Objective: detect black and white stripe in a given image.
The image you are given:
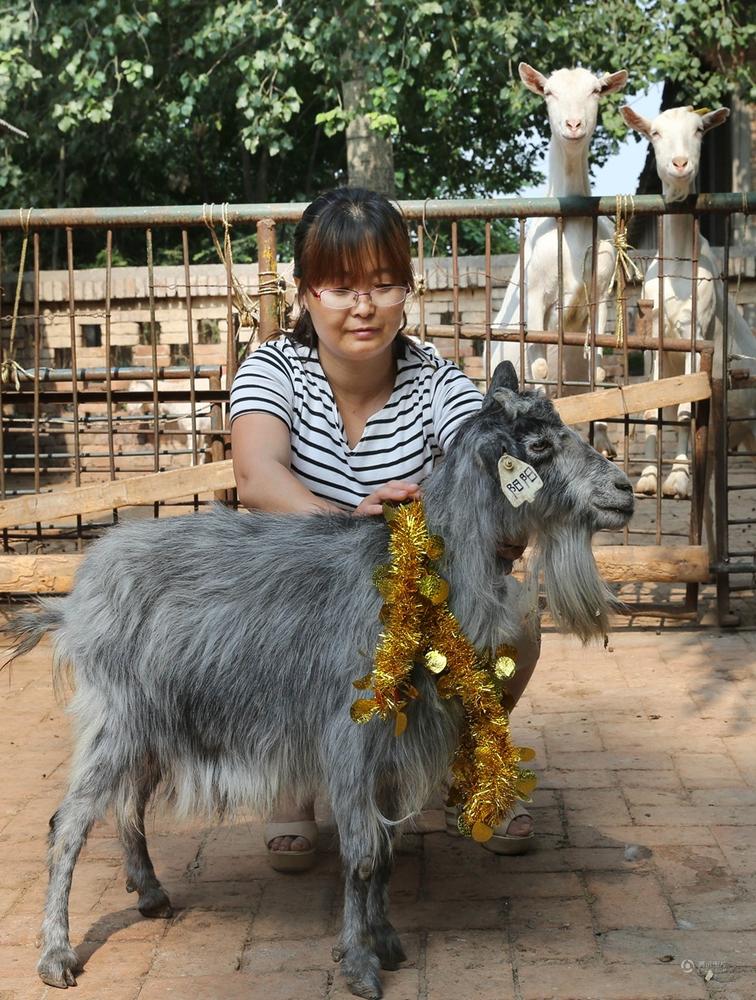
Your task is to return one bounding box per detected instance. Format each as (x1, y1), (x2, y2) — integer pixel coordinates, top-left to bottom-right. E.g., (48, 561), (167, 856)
(230, 336), (483, 509)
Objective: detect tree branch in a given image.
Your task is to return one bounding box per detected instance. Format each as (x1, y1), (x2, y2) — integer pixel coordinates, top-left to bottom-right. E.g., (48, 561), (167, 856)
(0, 117), (29, 139)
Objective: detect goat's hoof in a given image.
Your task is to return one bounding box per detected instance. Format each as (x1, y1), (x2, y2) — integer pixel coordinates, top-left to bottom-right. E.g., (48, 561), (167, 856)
(38, 947), (80, 988)
(138, 886), (173, 918)
(342, 951), (382, 999)
(635, 471), (657, 496)
(375, 923), (407, 971)
(662, 472), (690, 500)
(332, 944), (345, 963)
(346, 973), (383, 1000)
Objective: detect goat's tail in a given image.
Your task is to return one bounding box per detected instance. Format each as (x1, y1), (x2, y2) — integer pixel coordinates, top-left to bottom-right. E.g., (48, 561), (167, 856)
(1, 598), (65, 669)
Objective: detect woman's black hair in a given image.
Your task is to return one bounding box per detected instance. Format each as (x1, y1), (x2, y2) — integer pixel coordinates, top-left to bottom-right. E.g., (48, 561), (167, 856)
(288, 187), (415, 355)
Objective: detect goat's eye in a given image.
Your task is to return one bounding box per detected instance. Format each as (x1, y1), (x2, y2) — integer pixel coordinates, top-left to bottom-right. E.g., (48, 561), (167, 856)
(529, 439), (550, 453)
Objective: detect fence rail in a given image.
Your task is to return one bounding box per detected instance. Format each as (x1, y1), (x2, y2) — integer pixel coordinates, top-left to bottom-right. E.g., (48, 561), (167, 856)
(0, 195), (753, 625)
(0, 193), (754, 229)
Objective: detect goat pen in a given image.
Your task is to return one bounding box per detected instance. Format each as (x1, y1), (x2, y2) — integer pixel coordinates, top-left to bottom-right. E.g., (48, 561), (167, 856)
(0, 193), (753, 624)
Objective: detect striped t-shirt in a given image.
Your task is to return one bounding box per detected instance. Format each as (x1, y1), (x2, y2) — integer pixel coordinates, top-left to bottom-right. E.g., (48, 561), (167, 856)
(229, 336), (483, 510)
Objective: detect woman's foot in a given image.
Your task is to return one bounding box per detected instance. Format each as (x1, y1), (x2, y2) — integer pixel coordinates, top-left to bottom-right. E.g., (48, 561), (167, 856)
(445, 800), (534, 855)
(265, 801), (318, 872)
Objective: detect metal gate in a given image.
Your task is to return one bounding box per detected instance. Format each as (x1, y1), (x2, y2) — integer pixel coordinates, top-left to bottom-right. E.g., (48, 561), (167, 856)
(0, 195), (753, 624)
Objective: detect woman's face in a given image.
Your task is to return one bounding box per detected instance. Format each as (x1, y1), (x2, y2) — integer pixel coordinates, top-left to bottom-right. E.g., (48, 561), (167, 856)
(300, 260), (406, 366)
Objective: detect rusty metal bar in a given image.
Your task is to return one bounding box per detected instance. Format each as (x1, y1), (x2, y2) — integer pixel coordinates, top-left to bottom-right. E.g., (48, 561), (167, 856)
(0, 230), (6, 552)
(14, 364), (224, 383)
(416, 224), (426, 343)
(484, 220), (492, 385)
(589, 216), (598, 393)
(32, 232), (41, 511)
(403, 326), (713, 353)
(256, 218), (278, 347)
(2, 194), (753, 229)
(104, 230), (116, 492)
(518, 218), (525, 389)
(182, 228), (199, 470)
(715, 213), (734, 624)
(451, 222), (460, 365)
(556, 215), (564, 398)
(654, 214), (664, 545)
(145, 229), (160, 485)
(65, 228), (82, 488)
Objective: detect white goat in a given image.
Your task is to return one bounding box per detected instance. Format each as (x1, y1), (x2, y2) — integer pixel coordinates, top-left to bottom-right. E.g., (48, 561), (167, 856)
(620, 104), (756, 498)
(491, 63), (628, 458)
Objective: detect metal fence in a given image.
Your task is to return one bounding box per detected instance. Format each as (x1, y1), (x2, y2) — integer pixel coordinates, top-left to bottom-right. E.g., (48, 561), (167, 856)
(0, 194), (753, 624)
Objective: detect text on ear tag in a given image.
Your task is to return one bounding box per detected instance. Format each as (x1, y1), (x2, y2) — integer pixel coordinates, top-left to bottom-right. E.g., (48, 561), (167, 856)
(498, 454), (543, 507)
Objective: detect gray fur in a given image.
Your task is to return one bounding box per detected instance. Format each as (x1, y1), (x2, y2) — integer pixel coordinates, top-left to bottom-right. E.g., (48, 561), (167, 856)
(2, 361), (633, 998)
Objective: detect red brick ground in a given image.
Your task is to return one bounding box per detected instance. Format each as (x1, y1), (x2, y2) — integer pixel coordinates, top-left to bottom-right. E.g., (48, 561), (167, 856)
(1, 626), (754, 1000)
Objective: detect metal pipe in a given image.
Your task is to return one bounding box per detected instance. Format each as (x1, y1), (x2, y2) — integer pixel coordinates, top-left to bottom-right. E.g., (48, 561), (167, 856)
(12, 364), (224, 383)
(1, 194), (753, 228)
(402, 326), (713, 353)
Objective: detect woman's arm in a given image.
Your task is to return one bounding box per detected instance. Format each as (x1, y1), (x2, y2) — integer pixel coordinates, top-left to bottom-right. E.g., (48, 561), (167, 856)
(231, 412), (340, 513)
(232, 412), (421, 516)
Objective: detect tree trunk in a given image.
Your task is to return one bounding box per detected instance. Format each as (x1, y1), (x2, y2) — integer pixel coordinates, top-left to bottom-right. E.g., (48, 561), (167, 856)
(342, 77), (395, 196)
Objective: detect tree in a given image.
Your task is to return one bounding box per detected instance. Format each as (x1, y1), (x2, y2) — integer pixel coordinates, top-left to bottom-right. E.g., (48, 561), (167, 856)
(1, 1), (752, 214)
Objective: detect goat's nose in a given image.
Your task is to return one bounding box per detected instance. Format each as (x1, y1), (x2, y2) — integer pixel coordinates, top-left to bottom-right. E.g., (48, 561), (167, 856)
(566, 119), (583, 132)
(614, 477), (633, 495)
(672, 157), (689, 171)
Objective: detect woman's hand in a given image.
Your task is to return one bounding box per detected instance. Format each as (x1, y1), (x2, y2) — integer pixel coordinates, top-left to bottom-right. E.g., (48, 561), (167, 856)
(353, 480), (421, 517)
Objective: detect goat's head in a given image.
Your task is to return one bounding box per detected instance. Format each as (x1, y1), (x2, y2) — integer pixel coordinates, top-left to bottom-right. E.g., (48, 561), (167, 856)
(519, 63), (627, 150)
(444, 362), (634, 641)
(620, 104), (729, 201)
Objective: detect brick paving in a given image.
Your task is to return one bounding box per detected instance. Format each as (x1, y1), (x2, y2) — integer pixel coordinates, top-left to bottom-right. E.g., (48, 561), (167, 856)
(1, 625), (755, 1000)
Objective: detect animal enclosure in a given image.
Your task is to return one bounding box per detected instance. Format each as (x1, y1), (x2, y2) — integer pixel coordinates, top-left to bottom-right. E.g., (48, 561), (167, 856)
(0, 194), (753, 624)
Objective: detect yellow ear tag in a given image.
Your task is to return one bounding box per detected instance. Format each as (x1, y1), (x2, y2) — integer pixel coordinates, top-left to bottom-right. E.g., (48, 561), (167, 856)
(498, 454), (543, 507)
(471, 821), (493, 843)
(693, 107), (711, 116)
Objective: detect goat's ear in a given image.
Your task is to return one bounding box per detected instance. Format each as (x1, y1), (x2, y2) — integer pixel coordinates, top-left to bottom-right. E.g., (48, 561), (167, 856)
(700, 107), (729, 133)
(488, 361), (519, 395)
(519, 62), (548, 96)
(620, 105), (652, 137)
(482, 362), (524, 419)
(599, 70), (628, 95)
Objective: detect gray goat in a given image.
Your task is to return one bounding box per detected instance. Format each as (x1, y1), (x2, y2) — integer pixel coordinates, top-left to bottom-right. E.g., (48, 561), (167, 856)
(3, 362), (633, 999)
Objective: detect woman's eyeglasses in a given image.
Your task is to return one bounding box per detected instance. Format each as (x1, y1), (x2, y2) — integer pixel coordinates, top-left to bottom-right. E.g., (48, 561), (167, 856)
(310, 285), (409, 310)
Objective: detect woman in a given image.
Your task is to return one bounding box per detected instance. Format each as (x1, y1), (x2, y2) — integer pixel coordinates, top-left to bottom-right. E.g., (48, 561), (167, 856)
(230, 187), (536, 871)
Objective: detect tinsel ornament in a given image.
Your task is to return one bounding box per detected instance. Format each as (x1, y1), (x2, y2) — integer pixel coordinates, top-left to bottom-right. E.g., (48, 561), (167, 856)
(350, 499), (537, 840)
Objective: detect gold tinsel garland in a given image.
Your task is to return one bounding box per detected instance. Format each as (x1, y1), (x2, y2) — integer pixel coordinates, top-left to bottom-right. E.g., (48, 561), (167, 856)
(350, 499), (537, 842)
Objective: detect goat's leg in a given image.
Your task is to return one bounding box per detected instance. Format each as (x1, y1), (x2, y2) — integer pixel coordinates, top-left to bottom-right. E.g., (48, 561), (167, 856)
(662, 346), (695, 498)
(662, 408), (692, 498)
(331, 790), (392, 999)
(38, 737), (125, 988)
(117, 768), (173, 918)
(590, 302), (616, 457)
(365, 845), (405, 972)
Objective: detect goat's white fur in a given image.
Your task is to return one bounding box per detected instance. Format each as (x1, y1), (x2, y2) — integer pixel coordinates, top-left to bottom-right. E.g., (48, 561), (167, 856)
(620, 104), (755, 502)
(491, 63), (628, 458)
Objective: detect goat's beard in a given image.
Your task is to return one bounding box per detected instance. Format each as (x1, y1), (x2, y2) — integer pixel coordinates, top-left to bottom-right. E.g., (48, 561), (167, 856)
(529, 523), (617, 643)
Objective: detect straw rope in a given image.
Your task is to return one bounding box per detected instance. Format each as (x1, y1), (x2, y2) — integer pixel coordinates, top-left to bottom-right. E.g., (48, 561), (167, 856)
(202, 202), (286, 353)
(608, 194), (642, 347)
(1, 208), (33, 390)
